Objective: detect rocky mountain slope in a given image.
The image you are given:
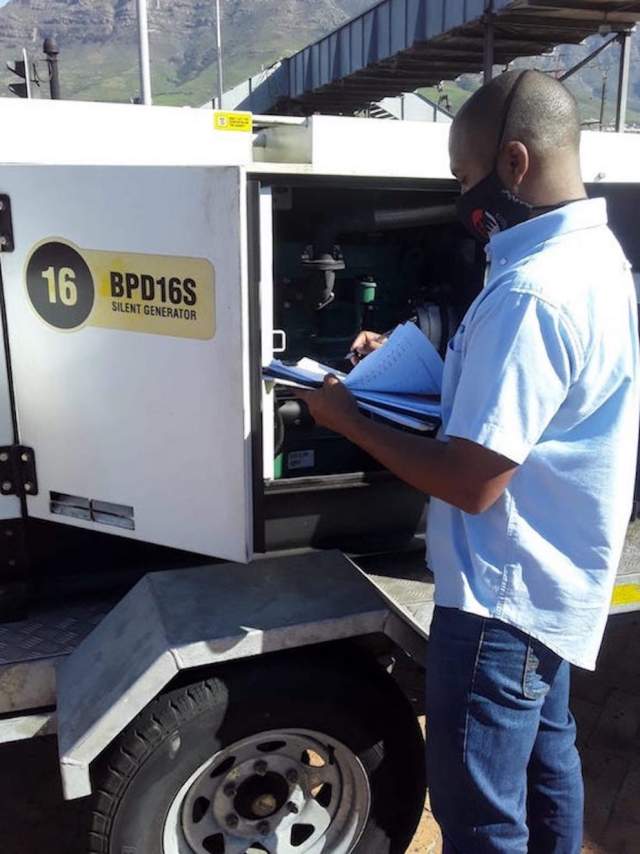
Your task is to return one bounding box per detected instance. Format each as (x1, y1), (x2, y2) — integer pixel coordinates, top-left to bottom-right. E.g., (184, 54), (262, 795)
(0, 0), (638, 118)
(0, 0), (372, 105)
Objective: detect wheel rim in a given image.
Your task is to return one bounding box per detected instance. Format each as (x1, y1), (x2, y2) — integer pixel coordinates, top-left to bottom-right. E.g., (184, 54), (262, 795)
(163, 728), (371, 854)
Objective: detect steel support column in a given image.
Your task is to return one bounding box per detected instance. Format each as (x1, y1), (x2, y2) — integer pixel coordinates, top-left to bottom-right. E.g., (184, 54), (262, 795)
(616, 29), (633, 132)
(135, 0), (152, 105)
(215, 0), (224, 109)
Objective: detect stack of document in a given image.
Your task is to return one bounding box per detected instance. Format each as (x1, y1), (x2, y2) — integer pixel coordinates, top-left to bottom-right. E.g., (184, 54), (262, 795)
(264, 322), (443, 432)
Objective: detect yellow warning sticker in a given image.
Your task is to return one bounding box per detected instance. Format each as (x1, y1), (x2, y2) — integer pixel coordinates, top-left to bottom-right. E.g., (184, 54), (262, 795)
(25, 239), (215, 340)
(611, 583), (640, 608)
(213, 110), (253, 133)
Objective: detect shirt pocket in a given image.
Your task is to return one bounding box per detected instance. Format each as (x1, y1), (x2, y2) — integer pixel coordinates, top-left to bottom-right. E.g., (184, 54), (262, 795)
(441, 325), (466, 424)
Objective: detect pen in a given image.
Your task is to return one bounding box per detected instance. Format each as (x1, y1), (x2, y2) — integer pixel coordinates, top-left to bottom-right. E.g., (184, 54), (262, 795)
(344, 322), (407, 362)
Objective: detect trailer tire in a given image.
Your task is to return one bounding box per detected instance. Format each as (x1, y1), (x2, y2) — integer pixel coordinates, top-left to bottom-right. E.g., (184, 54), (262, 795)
(88, 647), (426, 854)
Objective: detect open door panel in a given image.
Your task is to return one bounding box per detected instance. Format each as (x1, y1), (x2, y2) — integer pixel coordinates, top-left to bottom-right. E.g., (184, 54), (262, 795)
(0, 165), (254, 562)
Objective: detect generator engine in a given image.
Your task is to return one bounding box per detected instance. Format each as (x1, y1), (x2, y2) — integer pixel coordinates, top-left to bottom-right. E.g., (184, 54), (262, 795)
(270, 185), (483, 479)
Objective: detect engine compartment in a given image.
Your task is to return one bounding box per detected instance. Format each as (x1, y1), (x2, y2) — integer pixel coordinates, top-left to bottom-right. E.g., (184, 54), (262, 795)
(268, 183), (484, 480)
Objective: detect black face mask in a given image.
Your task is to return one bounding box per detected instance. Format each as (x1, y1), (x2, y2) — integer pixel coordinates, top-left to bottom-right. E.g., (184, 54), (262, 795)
(456, 72), (533, 244)
(456, 169), (533, 244)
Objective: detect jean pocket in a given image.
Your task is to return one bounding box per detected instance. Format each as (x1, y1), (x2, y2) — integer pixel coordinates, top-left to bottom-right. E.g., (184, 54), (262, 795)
(522, 639), (553, 701)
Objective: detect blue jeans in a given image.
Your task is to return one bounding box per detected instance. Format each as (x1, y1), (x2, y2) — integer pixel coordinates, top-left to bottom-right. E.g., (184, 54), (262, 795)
(426, 606), (584, 854)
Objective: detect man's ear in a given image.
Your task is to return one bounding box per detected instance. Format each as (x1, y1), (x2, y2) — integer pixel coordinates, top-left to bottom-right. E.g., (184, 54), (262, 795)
(501, 140), (529, 191)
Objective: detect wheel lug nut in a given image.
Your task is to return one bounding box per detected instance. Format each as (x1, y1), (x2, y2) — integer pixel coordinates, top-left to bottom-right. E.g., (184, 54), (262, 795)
(225, 813), (239, 829)
(253, 760), (268, 776)
(258, 820), (270, 836)
(286, 801), (299, 814)
(223, 783), (237, 797)
(286, 768), (299, 784)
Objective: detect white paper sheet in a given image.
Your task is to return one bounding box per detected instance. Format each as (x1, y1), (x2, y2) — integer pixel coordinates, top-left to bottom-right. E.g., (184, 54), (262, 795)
(343, 322), (443, 395)
(264, 354), (441, 428)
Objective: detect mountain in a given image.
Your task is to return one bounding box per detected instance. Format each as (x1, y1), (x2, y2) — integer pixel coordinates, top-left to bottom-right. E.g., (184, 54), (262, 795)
(0, 0), (375, 105)
(0, 0), (638, 121)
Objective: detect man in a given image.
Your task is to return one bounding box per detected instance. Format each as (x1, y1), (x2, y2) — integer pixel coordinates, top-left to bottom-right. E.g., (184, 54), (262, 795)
(298, 70), (640, 852)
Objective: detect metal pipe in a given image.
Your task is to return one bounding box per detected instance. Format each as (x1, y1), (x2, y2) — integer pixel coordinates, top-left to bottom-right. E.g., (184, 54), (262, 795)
(559, 34), (618, 83)
(599, 71), (608, 132)
(42, 38), (60, 100)
(616, 30), (632, 133)
(215, 0), (224, 108)
(314, 204), (458, 254)
(252, 115), (308, 126)
(21, 48), (32, 100)
(136, 0), (152, 105)
(369, 205), (458, 230)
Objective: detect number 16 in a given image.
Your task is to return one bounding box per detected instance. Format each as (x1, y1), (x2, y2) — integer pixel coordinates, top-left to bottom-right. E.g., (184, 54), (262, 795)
(42, 266), (78, 306)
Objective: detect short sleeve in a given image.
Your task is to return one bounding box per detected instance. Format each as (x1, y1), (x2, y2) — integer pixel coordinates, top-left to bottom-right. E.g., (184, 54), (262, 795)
(445, 290), (577, 464)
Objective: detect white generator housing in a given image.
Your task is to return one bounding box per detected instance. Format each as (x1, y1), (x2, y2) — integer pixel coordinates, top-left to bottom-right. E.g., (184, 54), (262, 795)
(0, 99), (639, 566)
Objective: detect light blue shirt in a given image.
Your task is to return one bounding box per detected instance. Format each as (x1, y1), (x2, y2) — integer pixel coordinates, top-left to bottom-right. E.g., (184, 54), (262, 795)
(427, 198), (640, 670)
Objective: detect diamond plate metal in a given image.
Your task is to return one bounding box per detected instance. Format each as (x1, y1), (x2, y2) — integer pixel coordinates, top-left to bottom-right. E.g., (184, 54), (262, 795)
(0, 600), (114, 666)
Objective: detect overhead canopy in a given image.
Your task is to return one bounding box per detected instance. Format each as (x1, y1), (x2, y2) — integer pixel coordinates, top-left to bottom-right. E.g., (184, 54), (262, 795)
(269, 0), (640, 114)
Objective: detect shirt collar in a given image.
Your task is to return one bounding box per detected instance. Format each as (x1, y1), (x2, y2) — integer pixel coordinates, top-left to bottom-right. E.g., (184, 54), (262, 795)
(486, 198), (608, 267)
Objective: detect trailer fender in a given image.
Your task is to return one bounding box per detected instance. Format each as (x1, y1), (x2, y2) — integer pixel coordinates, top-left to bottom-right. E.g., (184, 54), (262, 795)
(56, 550), (427, 799)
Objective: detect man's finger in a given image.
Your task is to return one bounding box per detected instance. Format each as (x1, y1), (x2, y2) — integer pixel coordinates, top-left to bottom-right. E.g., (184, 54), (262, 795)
(324, 374), (340, 387)
(350, 332), (367, 353)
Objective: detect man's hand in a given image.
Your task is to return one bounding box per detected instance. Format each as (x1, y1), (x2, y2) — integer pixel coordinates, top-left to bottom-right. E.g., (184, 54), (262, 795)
(298, 377), (516, 513)
(349, 330), (388, 365)
(298, 375), (363, 436)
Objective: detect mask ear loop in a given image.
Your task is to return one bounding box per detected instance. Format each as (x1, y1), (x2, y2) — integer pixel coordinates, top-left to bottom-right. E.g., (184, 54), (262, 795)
(493, 70), (529, 170)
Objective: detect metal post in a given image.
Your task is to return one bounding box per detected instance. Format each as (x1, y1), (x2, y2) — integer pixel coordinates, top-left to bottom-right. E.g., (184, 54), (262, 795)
(215, 0), (224, 109)
(559, 34), (618, 83)
(42, 38), (59, 100)
(599, 71), (608, 132)
(615, 30), (632, 133)
(136, 0), (152, 105)
(483, 3), (495, 84)
(22, 48), (33, 100)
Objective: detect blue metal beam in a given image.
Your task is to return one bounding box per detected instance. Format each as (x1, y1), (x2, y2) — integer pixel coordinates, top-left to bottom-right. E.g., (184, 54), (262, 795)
(288, 0), (510, 101)
(232, 1), (640, 115)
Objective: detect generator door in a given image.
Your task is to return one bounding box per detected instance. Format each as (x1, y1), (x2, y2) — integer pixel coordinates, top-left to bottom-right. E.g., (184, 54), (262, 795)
(0, 165), (255, 562)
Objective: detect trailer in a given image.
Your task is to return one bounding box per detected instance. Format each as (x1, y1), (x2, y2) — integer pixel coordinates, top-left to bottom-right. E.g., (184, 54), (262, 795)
(0, 98), (639, 854)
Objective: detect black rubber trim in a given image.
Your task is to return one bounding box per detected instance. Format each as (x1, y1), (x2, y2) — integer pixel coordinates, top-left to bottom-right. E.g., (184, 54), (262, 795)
(247, 179), (266, 553)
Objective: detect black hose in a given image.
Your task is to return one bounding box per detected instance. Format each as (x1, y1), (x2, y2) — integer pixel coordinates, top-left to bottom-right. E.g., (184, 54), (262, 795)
(315, 204), (457, 253)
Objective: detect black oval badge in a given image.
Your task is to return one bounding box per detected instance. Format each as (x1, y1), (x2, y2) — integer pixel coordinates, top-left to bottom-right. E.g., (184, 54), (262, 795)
(26, 241), (95, 330)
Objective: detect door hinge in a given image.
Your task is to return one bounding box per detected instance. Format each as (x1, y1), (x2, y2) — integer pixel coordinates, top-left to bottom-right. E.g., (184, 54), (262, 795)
(0, 195), (14, 253)
(0, 446), (38, 498)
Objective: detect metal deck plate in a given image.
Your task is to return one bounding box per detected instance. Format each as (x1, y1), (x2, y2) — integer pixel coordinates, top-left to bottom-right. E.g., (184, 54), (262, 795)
(354, 548), (435, 638)
(0, 600), (113, 666)
(0, 599), (115, 716)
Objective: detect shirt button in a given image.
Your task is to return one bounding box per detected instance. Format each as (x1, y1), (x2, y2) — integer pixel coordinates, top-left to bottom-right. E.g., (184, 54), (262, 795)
(500, 257), (507, 266)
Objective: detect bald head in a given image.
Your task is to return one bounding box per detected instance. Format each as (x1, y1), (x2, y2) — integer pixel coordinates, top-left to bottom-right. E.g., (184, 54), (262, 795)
(450, 70), (584, 205)
(454, 70), (580, 166)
